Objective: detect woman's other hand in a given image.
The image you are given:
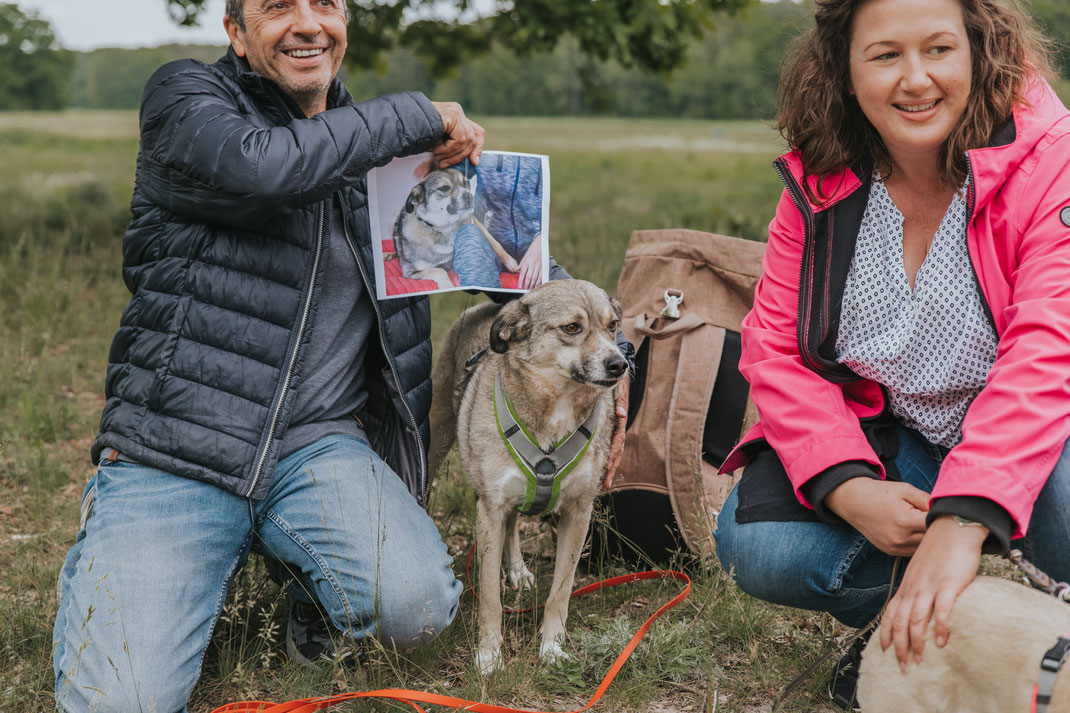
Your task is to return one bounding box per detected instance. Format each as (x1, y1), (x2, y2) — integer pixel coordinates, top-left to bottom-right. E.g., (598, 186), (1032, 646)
(825, 477), (929, 556)
(878, 516), (985, 672)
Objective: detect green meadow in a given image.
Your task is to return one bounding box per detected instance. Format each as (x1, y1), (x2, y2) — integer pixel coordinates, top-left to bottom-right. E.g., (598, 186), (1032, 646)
(0, 110), (856, 713)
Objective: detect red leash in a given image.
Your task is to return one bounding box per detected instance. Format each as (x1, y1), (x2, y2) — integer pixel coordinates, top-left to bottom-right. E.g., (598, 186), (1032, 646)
(211, 548), (690, 713)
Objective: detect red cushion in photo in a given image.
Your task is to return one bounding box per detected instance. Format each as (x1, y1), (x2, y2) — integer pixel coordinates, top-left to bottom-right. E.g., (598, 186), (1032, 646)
(380, 240), (518, 294)
(381, 240), (461, 294)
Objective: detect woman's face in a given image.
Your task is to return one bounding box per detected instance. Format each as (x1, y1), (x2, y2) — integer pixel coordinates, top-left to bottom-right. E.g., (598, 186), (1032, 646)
(848, 0), (972, 170)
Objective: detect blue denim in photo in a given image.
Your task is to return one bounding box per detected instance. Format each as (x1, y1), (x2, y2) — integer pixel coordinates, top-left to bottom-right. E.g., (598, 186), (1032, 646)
(53, 435), (461, 713)
(713, 426), (1070, 628)
(452, 155), (543, 289)
(453, 222), (503, 288)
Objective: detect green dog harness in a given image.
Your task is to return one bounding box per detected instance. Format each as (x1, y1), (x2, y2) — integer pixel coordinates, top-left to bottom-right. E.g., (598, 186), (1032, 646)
(494, 370), (600, 515)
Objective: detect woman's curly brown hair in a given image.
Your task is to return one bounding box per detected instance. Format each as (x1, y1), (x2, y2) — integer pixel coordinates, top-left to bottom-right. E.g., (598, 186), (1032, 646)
(778, 0), (1053, 203)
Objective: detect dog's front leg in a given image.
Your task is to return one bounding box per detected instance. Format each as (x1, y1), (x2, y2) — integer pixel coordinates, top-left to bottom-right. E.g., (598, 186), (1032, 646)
(538, 500), (594, 663)
(505, 511), (535, 591)
(410, 267), (455, 291)
(475, 497), (507, 675)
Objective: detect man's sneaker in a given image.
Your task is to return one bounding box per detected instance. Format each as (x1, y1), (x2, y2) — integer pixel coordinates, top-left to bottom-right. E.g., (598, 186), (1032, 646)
(285, 599), (360, 667)
(828, 628), (871, 711)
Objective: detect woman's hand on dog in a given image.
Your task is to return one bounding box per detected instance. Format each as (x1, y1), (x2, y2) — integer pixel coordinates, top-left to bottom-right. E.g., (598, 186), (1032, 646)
(825, 478), (929, 556)
(431, 101), (484, 168)
(602, 378), (630, 491)
(879, 516), (986, 673)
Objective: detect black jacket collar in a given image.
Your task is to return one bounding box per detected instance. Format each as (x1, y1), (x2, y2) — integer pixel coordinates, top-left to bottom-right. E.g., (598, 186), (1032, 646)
(215, 46), (355, 119)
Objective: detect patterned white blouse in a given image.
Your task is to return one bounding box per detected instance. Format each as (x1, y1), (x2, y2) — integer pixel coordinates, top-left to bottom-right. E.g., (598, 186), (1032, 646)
(835, 175), (999, 448)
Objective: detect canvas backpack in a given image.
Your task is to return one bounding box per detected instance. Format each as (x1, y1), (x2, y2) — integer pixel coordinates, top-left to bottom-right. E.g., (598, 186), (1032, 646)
(595, 229), (766, 565)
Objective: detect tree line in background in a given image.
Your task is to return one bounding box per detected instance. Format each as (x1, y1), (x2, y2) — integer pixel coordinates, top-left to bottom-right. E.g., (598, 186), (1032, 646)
(2, 0), (1069, 118)
(0, 3), (72, 110)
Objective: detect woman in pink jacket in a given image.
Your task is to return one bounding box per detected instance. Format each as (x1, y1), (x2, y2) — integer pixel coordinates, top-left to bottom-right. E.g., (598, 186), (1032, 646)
(713, 0), (1070, 707)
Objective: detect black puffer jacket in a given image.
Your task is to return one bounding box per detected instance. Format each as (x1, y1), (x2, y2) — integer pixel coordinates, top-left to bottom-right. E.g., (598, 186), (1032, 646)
(92, 49), (445, 503)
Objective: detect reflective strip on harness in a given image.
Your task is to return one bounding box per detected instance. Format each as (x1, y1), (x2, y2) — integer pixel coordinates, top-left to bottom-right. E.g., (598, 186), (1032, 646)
(494, 370), (599, 515)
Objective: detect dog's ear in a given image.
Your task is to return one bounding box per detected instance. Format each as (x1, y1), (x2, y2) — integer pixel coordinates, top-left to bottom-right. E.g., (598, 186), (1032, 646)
(404, 183), (426, 214)
(609, 294), (624, 322)
(489, 300), (531, 353)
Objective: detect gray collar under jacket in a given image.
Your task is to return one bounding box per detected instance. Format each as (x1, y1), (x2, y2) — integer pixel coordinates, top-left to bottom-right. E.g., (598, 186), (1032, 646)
(91, 48), (445, 504)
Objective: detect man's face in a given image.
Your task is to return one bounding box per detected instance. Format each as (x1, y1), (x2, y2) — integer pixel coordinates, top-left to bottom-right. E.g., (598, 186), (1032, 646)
(224, 0), (348, 116)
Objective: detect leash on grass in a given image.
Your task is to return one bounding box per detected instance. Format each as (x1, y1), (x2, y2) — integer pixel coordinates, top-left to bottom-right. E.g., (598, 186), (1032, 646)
(211, 545), (690, 713)
(769, 556), (903, 713)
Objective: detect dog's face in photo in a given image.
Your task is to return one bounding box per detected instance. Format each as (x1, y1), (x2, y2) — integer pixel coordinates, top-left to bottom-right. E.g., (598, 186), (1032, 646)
(490, 280), (627, 387)
(403, 168), (474, 229)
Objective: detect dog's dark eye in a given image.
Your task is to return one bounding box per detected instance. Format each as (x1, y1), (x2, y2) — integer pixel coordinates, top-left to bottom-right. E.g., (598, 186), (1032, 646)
(561, 323), (582, 335)
(607, 319), (619, 332)
(437, 187), (450, 194)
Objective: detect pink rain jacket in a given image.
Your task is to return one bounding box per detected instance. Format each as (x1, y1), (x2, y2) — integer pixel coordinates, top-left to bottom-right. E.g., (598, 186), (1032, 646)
(723, 77), (1070, 538)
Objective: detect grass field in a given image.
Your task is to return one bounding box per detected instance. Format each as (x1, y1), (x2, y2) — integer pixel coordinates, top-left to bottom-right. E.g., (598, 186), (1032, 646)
(1, 110), (857, 713)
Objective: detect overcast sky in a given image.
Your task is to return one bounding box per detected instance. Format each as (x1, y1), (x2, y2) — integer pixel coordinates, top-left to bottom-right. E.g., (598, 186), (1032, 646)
(19, 0), (231, 50)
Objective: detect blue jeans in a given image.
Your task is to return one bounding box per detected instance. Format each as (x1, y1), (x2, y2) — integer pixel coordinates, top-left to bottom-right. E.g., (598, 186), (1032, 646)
(453, 223), (505, 289)
(53, 435), (461, 713)
(713, 427), (1070, 628)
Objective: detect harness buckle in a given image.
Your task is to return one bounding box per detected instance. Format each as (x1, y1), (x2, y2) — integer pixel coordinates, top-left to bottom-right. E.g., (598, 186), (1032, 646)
(534, 458), (556, 476)
(1042, 639), (1070, 671)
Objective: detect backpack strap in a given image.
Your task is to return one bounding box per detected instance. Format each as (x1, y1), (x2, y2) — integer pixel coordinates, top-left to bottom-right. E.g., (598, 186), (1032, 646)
(663, 323), (724, 560)
(632, 312), (704, 338)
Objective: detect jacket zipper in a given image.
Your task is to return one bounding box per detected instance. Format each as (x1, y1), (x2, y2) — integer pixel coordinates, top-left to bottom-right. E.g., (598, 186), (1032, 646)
(247, 203), (326, 497)
(962, 156), (999, 334)
(773, 158), (831, 378)
(338, 193), (428, 506)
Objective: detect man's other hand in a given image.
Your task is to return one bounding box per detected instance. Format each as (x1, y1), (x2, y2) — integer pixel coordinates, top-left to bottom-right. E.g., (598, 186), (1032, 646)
(431, 102), (484, 168)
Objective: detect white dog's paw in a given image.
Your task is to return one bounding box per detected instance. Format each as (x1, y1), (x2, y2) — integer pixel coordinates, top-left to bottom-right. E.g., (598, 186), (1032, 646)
(508, 563), (535, 591)
(539, 639), (571, 664)
(475, 647), (504, 676)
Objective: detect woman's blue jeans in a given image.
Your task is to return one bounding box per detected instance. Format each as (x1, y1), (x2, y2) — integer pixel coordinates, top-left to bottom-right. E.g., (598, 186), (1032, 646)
(52, 435), (461, 713)
(713, 426), (1070, 628)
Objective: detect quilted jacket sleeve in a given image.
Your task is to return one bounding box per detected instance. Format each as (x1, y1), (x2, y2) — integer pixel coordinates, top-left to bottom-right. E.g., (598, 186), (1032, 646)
(135, 60), (444, 228)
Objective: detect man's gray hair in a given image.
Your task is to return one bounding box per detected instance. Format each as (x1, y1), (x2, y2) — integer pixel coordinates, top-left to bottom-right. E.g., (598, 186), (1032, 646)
(225, 0), (247, 29)
(226, 0), (349, 30)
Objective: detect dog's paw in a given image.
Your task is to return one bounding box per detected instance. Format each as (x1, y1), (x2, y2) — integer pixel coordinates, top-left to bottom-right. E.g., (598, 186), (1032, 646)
(474, 647), (504, 676)
(508, 563), (535, 591)
(539, 639), (571, 665)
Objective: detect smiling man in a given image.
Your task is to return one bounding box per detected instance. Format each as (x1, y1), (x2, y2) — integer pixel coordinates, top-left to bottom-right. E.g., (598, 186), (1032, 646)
(51, 1), (486, 711)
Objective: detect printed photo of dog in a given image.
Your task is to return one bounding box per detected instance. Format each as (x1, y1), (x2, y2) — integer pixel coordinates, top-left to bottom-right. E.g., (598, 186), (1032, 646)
(392, 167), (475, 290)
(367, 152), (550, 300)
(428, 280), (629, 674)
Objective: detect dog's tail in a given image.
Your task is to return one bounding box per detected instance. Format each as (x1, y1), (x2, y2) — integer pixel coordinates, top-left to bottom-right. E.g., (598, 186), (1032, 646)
(428, 323), (461, 484)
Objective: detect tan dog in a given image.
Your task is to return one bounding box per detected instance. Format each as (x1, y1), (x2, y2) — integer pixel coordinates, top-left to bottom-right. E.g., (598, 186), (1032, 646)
(429, 280), (628, 674)
(859, 576), (1070, 712)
